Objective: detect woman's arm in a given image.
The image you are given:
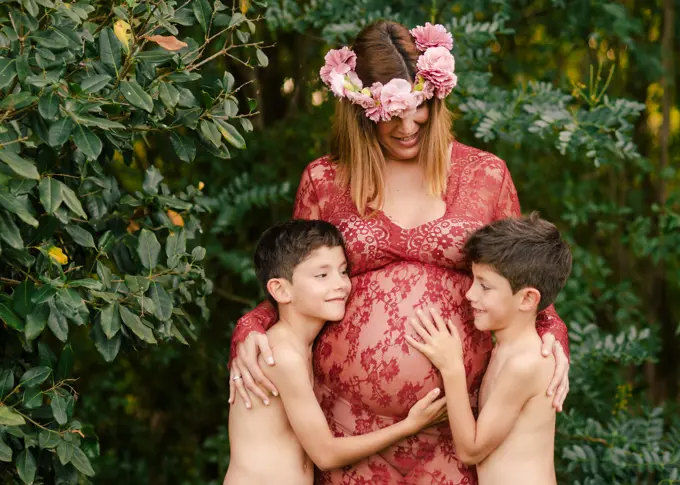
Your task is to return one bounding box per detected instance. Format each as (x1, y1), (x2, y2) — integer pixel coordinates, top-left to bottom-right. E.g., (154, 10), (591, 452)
(229, 164), (323, 407)
(493, 164), (570, 409)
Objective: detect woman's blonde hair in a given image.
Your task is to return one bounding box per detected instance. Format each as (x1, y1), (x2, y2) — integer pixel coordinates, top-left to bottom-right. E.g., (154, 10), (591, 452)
(329, 20), (454, 216)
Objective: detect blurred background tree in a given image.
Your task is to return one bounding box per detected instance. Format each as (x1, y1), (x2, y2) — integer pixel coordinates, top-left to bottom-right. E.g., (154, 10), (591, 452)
(1, 0), (679, 484)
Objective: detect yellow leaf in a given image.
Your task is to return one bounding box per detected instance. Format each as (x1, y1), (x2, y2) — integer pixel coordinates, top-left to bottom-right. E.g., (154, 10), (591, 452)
(114, 20), (133, 54)
(167, 210), (184, 227)
(48, 246), (68, 265)
(240, 0), (250, 14)
(198, 181), (205, 191)
(127, 220), (141, 234)
(146, 35), (188, 51)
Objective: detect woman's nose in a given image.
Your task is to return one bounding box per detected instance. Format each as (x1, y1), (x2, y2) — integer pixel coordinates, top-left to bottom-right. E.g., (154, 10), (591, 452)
(399, 116), (417, 134)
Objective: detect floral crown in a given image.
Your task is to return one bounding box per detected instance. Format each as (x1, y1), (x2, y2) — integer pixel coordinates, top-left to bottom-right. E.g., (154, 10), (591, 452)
(319, 23), (457, 123)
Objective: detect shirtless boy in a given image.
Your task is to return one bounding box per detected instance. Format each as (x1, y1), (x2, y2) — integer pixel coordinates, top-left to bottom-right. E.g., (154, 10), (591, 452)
(224, 220), (447, 485)
(406, 213), (572, 485)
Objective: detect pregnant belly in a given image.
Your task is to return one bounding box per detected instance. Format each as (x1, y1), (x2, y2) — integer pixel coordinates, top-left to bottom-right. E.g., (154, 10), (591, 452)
(313, 261), (491, 420)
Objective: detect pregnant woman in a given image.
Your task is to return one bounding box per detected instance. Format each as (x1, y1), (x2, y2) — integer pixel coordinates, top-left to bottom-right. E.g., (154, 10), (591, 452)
(229, 20), (570, 485)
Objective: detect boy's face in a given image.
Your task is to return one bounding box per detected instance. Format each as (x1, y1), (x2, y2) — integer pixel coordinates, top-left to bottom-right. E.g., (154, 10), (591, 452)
(465, 263), (525, 331)
(287, 245), (351, 322)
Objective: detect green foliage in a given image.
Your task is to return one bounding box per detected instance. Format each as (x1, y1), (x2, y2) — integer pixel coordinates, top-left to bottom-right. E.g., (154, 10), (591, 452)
(0, 0), (262, 482)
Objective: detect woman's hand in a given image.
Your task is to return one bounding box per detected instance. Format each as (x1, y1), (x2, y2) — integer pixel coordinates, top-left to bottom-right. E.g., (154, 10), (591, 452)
(405, 388), (448, 434)
(540, 332), (570, 411)
(229, 331), (279, 409)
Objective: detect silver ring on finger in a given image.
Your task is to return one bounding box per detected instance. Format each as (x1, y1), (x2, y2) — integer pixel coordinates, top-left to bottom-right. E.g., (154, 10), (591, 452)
(232, 375), (243, 381)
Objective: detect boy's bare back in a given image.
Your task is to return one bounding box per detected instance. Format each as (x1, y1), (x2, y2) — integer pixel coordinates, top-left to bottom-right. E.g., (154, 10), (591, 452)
(476, 344), (556, 485)
(224, 324), (314, 485)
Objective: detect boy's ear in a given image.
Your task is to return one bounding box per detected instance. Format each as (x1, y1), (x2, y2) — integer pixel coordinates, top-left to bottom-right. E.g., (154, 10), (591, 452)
(518, 287), (541, 312)
(266, 278), (292, 304)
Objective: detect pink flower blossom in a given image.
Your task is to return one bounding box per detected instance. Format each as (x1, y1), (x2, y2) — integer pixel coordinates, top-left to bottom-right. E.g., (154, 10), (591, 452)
(365, 83), (390, 121)
(345, 89), (375, 109)
(416, 47), (457, 98)
(328, 71), (347, 97)
(319, 47), (357, 85)
(379, 78), (419, 118)
(410, 23), (453, 52)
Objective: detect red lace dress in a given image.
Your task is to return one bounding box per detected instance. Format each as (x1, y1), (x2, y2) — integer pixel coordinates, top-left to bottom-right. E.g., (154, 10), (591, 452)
(230, 141), (569, 485)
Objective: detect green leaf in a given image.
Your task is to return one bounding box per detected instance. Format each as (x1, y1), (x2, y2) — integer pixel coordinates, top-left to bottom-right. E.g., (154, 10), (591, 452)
(192, 0), (212, 33)
(0, 302), (24, 331)
(0, 92), (38, 110)
(256, 49), (269, 67)
(98, 230), (115, 252)
(48, 117), (75, 148)
(75, 115), (125, 130)
(148, 282), (173, 321)
(214, 119), (246, 149)
(56, 344), (74, 380)
(119, 305), (157, 343)
(96, 261), (112, 288)
(0, 58), (17, 88)
(16, 448), (36, 485)
(0, 189), (38, 227)
(64, 225), (96, 249)
(25, 304), (49, 341)
(50, 391), (68, 425)
(0, 150), (40, 180)
(38, 429), (60, 449)
(159, 82), (179, 109)
(137, 229), (161, 269)
(73, 125), (102, 160)
(68, 279), (103, 290)
(38, 91), (60, 120)
(165, 230), (186, 268)
(32, 285), (57, 304)
(20, 366), (51, 388)
(13, 280), (35, 318)
(57, 441), (74, 465)
(47, 302), (68, 342)
(39, 177), (64, 213)
(170, 133), (196, 163)
(59, 183), (87, 219)
(0, 435), (12, 462)
(23, 386), (43, 409)
(93, 318), (121, 362)
(142, 166), (163, 195)
(70, 445), (95, 476)
(100, 304), (121, 338)
(81, 73), (112, 94)
(120, 80), (154, 113)
(0, 368), (14, 396)
(0, 406), (26, 426)
(191, 246), (206, 261)
(0, 211), (24, 249)
(99, 27), (121, 75)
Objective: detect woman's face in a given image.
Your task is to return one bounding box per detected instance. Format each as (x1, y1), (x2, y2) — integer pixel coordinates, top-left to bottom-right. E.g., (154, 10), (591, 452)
(376, 103), (430, 162)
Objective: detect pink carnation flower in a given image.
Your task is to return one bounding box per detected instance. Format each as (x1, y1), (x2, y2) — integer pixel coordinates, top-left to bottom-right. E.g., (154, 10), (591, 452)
(328, 71), (347, 97)
(345, 89), (375, 110)
(379, 78), (419, 118)
(410, 23), (453, 52)
(365, 83), (390, 122)
(416, 47), (457, 98)
(319, 47), (357, 85)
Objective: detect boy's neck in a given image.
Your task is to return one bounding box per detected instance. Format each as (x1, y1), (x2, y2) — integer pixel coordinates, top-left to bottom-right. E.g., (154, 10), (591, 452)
(493, 312), (539, 347)
(276, 304), (326, 349)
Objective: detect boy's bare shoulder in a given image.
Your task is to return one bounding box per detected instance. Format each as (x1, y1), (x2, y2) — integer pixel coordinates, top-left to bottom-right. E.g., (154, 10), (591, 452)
(259, 325), (307, 373)
(502, 347), (554, 394)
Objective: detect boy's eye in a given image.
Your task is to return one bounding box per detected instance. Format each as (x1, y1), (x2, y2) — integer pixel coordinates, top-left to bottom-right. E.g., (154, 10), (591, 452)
(316, 273), (327, 278)
(481, 284), (490, 291)
(341, 269), (348, 275)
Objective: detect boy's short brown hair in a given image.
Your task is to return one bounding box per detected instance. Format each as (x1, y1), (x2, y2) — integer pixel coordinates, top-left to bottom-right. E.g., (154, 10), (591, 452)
(254, 220), (346, 307)
(463, 213), (572, 312)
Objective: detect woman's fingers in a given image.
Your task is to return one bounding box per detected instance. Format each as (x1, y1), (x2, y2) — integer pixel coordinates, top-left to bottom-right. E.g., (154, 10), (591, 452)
(240, 365), (270, 405)
(547, 341), (568, 398)
(541, 332), (556, 357)
(229, 364), (236, 404)
(231, 360), (252, 409)
(256, 333), (276, 366)
(409, 317), (432, 343)
(254, 334), (278, 396)
(446, 319), (461, 340)
(240, 334), (277, 401)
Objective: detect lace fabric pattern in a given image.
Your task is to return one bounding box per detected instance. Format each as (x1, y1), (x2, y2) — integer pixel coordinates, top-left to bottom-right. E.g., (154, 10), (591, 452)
(230, 141), (569, 484)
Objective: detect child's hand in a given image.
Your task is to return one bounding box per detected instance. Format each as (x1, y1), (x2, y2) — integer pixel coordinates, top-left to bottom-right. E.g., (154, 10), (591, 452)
(405, 387), (447, 434)
(405, 308), (465, 374)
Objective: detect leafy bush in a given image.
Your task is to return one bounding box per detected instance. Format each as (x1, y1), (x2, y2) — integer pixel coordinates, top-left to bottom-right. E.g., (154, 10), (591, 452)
(0, 0), (264, 482)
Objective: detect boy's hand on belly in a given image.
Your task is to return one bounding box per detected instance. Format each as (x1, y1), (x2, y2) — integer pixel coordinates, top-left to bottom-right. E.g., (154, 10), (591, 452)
(404, 387), (448, 434)
(405, 308), (465, 376)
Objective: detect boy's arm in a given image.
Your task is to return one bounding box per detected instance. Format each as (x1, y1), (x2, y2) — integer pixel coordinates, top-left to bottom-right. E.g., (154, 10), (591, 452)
(266, 347), (442, 471)
(441, 357), (539, 466)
